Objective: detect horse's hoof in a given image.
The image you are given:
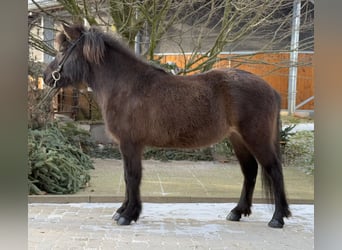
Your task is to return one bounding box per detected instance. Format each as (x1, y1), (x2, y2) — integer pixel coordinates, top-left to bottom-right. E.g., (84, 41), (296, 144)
(112, 212), (120, 221)
(117, 216), (132, 226)
(226, 211), (241, 221)
(268, 218), (284, 228)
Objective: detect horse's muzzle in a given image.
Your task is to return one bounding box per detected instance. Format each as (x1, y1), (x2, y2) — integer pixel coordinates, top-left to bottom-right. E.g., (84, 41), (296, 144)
(42, 71), (55, 88)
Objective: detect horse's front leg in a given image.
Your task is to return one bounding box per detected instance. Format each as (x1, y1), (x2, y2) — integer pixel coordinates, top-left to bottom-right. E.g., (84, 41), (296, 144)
(112, 171), (128, 221)
(114, 141), (143, 225)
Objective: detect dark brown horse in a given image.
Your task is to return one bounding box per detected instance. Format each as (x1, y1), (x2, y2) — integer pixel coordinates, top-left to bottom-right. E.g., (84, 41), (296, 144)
(43, 24), (291, 228)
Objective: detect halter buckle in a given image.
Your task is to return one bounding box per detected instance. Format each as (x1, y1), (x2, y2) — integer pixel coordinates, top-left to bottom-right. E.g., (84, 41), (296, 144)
(51, 70), (61, 81)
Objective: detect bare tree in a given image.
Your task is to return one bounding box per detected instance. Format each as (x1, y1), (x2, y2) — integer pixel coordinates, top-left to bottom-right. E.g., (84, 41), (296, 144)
(28, 0), (314, 73)
(162, 0), (314, 73)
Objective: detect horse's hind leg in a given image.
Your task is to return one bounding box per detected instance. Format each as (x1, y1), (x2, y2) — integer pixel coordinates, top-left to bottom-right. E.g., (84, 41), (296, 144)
(258, 151), (291, 228)
(243, 136), (291, 228)
(114, 141), (143, 225)
(226, 134), (258, 222)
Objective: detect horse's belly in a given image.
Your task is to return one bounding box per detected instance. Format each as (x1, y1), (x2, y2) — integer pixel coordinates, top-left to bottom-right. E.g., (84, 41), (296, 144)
(148, 125), (228, 149)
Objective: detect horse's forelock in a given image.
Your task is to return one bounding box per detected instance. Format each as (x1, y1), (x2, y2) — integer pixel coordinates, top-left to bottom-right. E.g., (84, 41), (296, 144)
(82, 29), (105, 65)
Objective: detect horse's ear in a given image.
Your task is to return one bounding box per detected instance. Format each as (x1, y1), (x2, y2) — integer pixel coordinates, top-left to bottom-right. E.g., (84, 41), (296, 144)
(62, 23), (81, 41)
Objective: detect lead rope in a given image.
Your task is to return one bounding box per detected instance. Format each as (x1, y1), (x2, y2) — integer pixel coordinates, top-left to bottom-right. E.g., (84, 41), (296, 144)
(34, 48), (65, 110)
(34, 72), (61, 111)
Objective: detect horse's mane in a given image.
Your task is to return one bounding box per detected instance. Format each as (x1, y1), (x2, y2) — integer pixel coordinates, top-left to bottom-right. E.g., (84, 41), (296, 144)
(57, 24), (167, 75)
(83, 26), (139, 65)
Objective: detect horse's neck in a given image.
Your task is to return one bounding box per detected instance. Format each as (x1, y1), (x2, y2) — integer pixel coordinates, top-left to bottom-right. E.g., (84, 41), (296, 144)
(88, 50), (147, 102)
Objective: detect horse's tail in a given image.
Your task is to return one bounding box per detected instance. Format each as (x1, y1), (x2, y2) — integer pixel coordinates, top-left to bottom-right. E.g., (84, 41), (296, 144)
(274, 92), (282, 159)
(261, 90), (282, 204)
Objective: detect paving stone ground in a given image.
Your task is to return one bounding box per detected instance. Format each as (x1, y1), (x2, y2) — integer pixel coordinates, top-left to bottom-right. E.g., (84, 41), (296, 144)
(28, 159), (314, 249)
(28, 203), (314, 250)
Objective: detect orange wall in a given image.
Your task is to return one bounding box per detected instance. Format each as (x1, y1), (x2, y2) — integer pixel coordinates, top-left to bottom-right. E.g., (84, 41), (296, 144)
(157, 53), (314, 110)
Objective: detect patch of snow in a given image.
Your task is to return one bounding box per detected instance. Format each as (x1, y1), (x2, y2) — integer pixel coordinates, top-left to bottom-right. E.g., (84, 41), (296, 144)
(283, 123), (314, 132)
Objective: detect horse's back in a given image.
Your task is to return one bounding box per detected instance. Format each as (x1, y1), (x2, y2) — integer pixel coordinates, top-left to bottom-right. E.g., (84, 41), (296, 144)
(211, 68), (280, 115)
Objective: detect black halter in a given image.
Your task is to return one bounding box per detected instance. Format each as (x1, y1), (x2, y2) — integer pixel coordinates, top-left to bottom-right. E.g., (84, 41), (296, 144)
(51, 34), (85, 88)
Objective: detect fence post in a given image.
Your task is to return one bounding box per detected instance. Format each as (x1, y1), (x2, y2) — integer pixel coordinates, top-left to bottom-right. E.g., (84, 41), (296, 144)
(288, 0), (301, 114)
